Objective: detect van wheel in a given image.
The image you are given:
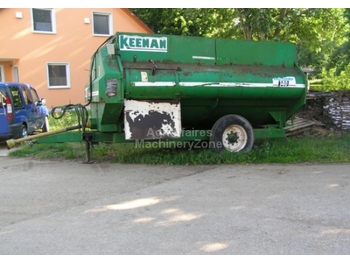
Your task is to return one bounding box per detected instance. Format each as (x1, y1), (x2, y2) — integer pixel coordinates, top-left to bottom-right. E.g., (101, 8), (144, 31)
(43, 116), (50, 132)
(210, 114), (254, 153)
(21, 125), (28, 138)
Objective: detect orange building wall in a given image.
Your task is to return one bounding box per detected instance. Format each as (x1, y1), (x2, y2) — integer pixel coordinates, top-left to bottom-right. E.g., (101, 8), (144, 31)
(0, 8), (152, 109)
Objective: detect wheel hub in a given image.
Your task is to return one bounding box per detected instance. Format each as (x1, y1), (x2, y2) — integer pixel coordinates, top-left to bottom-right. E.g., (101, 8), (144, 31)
(222, 125), (248, 152)
(226, 131), (239, 144)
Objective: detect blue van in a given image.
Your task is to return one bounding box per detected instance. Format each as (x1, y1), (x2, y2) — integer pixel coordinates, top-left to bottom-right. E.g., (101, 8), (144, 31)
(0, 82), (49, 142)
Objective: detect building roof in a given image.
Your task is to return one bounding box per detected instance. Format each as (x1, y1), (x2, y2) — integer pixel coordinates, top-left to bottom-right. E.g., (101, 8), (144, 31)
(122, 8), (154, 34)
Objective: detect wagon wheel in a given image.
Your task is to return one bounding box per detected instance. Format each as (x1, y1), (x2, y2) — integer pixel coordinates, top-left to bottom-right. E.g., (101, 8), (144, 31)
(210, 114), (254, 153)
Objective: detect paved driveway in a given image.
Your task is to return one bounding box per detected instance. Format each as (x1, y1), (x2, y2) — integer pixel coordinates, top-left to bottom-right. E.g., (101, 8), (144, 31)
(0, 142), (349, 255)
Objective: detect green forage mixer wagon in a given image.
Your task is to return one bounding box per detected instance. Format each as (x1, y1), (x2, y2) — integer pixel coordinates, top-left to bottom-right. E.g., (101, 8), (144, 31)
(7, 32), (308, 161)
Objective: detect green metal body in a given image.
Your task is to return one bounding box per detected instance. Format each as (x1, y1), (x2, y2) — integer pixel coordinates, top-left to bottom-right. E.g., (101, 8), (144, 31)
(39, 32), (307, 144)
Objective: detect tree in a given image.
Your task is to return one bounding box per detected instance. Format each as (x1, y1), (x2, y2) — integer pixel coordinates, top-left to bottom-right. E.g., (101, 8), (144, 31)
(232, 9), (349, 74)
(130, 8), (236, 37)
(319, 8), (350, 91)
(326, 8), (350, 75)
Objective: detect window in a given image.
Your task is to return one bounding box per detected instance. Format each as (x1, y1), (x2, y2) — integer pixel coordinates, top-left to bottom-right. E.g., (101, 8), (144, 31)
(9, 86), (23, 108)
(12, 66), (19, 82)
(32, 8), (56, 33)
(93, 12), (113, 36)
(20, 86), (32, 105)
(47, 63), (70, 88)
(0, 65), (4, 82)
(29, 88), (40, 103)
(0, 90), (6, 108)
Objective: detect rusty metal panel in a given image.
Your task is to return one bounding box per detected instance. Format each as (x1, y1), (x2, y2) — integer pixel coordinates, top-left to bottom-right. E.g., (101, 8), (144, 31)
(124, 99), (181, 140)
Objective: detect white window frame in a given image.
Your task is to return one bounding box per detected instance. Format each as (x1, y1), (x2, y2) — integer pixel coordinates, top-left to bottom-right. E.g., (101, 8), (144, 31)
(0, 65), (5, 82)
(46, 62), (71, 89)
(12, 66), (19, 82)
(92, 11), (113, 36)
(31, 8), (56, 34)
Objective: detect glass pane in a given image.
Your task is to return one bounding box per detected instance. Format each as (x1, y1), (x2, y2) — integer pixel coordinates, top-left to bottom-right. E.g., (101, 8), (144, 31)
(20, 87), (31, 105)
(93, 14), (109, 35)
(30, 88), (40, 102)
(9, 87), (23, 108)
(33, 8), (52, 32)
(48, 65), (67, 86)
(0, 90), (6, 108)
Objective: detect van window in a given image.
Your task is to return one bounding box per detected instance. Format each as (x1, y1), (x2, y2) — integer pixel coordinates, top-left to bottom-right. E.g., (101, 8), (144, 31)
(30, 88), (40, 103)
(21, 86), (32, 105)
(0, 90), (6, 108)
(9, 86), (23, 108)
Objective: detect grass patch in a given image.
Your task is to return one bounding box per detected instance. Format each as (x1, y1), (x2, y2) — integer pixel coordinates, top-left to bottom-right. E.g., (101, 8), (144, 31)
(9, 107), (348, 164)
(8, 134), (350, 165)
(10, 142), (86, 160)
(49, 109), (86, 130)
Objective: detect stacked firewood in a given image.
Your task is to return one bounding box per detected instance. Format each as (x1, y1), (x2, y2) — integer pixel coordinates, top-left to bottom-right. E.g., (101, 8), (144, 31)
(323, 91), (350, 130)
(296, 91), (350, 130)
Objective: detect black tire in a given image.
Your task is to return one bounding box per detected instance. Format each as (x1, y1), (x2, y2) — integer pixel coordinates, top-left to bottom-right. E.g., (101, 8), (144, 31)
(21, 125), (28, 138)
(210, 114), (254, 153)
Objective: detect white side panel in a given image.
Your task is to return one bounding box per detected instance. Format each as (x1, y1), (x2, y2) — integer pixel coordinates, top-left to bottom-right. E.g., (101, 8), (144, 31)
(124, 99), (181, 140)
